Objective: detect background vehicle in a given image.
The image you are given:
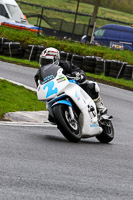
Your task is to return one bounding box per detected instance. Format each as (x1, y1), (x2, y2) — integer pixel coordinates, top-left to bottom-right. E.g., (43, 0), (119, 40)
(0, 0), (28, 24)
(94, 24), (133, 51)
(0, 0), (42, 33)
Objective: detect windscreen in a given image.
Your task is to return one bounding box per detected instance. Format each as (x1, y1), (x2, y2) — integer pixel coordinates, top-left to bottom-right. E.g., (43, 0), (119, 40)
(94, 29), (105, 37)
(6, 4), (27, 24)
(0, 4), (9, 18)
(40, 64), (61, 84)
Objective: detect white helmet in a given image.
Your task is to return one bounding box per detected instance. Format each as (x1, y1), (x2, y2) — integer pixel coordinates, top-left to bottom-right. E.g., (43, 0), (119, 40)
(39, 47), (60, 66)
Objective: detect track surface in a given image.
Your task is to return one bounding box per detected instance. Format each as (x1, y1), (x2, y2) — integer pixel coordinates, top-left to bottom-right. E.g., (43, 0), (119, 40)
(0, 61), (133, 199)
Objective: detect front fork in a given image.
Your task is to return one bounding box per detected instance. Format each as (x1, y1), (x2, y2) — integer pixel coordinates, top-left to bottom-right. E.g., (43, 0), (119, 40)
(68, 106), (75, 120)
(66, 97), (75, 121)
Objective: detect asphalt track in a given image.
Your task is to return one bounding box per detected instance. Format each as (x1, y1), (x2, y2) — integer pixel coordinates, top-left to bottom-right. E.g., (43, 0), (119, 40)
(0, 61), (133, 200)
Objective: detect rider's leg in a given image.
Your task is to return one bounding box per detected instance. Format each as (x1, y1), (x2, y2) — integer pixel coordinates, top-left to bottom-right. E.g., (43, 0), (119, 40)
(93, 95), (107, 114)
(80, 81), (107, 114)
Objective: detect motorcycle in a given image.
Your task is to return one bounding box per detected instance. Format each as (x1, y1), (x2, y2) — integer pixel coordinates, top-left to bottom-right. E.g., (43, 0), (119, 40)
(36, 63), (114, 143)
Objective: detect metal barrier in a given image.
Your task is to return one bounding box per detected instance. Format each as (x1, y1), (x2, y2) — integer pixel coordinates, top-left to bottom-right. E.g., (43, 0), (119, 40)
(16, 1), (132, 40)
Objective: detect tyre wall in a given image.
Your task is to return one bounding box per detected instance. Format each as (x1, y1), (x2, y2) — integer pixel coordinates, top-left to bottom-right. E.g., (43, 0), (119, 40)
(0, 37), (133, 80)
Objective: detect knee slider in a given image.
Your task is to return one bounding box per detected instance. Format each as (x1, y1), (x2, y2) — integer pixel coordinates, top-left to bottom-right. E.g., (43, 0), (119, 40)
(88, 81), (100, 93)
(94, 82), (100, 93)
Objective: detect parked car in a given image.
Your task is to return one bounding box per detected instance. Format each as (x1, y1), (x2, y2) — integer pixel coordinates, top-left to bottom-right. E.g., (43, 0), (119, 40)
(81, 24), (133, 51)
(94, 24), (133, 51)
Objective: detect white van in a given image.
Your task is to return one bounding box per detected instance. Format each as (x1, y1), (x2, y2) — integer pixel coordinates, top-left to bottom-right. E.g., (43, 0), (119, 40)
(0, 0), (29, 24)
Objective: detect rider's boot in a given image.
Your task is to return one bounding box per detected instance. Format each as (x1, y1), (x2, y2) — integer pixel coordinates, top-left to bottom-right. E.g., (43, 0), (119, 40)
(94, 95), (107, 115)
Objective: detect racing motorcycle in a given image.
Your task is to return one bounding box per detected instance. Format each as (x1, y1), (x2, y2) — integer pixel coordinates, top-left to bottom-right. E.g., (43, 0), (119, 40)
(36, 63), (114, 143)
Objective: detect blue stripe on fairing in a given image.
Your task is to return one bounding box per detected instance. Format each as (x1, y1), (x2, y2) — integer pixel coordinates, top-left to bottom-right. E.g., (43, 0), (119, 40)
(52, 100), (72, 107)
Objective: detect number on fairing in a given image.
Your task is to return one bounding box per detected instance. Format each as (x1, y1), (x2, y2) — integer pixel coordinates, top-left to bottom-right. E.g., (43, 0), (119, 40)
(43, 81), (58, 98)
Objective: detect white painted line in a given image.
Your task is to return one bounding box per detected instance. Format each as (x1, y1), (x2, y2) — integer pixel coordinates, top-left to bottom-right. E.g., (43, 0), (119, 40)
(0, 77), (36, 92)
(0, 121), (56, 127)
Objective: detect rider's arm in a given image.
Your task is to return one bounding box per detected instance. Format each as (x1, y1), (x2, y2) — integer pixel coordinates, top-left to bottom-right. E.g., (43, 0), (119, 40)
(70, 63), (86, 83)
(59, 60), (71, 75)
(59, 60), (86, 83)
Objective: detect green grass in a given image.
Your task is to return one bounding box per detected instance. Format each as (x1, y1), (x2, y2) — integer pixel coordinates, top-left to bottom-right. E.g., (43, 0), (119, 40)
(1, 27), (133, 65)
(0, 54), (132, 91)
(0, 79), (46, 119)
(0, 55), (39, 68)
(0, 2), (132, 119)
(0, 57), (132, 119)
(86, 72), (133, 90)
(18, 0), (133, 27)
(0, 27), (132, 120)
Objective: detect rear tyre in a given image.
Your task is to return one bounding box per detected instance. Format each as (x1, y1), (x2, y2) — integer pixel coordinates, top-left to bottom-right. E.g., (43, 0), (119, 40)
(96, 120), (114, 143)
(53, 104), (81, 142)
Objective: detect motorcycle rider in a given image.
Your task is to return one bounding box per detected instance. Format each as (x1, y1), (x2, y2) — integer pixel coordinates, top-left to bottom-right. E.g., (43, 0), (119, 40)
(34, 47), (107, 121)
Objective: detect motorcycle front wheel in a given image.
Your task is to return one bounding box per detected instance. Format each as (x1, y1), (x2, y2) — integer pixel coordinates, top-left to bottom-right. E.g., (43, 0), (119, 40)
(53, 104), (81, 142)
(96, 120), (114, 143)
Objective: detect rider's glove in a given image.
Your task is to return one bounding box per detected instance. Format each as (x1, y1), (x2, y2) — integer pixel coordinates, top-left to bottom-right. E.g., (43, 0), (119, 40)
(71, 72), (85, 83)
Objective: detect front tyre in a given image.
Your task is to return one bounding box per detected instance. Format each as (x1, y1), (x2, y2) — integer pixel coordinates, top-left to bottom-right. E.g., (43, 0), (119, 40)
(53, 104), (81, 142)
(96, 120), (114, 143)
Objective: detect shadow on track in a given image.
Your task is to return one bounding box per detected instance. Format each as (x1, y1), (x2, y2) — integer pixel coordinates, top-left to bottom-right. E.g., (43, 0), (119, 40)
(44, 135), (113, 146)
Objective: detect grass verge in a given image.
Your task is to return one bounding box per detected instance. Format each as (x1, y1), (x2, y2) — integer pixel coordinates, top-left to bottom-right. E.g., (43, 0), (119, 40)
(0, 55), (39, 68)
(86, 72), (133, 91)
(1, 27), (133, 65)
(19, 0), (133, 27)
(0, 55), (132, 91)
(0, 59), (132, 119)
(0, 79), (46, 119)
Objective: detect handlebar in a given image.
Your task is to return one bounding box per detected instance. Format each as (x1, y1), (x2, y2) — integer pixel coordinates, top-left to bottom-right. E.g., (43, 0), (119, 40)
(66, 75), (80, 81)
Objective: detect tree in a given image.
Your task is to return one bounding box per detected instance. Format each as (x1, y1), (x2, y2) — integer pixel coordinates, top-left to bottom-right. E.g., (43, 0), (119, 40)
(87, 0), (100, 43)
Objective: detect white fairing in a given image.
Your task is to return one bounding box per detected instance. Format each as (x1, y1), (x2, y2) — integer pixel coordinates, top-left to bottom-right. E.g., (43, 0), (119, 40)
(37, 69), (102, 137)
(37, 69), (69, 100)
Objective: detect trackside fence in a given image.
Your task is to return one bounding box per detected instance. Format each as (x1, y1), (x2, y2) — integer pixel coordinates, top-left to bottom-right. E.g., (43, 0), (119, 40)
(16, 1), (132, 41)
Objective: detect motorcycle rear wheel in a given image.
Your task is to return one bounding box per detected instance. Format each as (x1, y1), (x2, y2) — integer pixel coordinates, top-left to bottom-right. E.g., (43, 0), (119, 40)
(96, 120), (114, 143)
(53, 104), (81, 142)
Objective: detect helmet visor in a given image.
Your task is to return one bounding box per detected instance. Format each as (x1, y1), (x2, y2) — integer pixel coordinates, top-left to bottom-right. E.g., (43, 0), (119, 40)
(40, 58), (53, 66)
